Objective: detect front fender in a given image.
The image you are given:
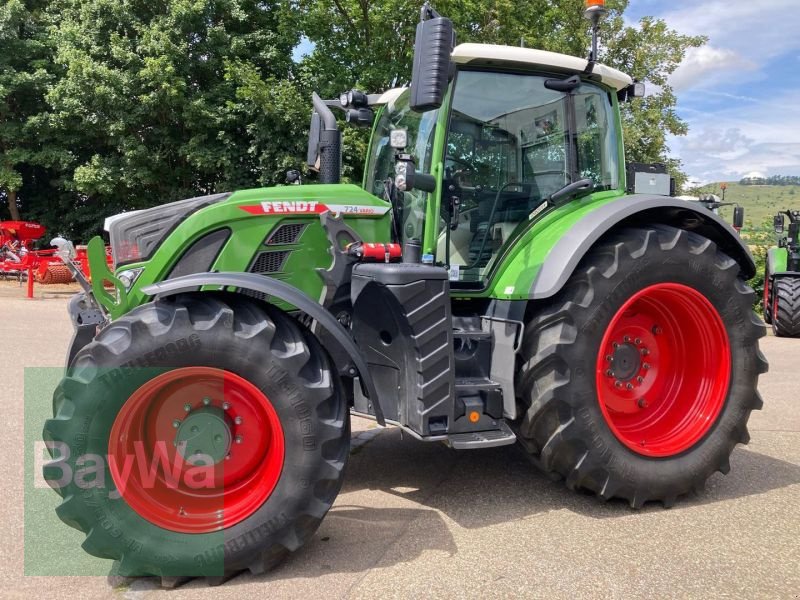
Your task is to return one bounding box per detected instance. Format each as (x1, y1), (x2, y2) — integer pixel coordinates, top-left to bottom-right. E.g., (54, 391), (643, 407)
(767, 246), (790, 275)
(488, 195), (755, 301)
(142, 272), (384, 425)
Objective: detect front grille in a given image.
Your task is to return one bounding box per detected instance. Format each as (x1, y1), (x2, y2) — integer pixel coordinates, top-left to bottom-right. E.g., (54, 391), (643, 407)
(266, 224), (306, 246)
(249, 250), (290, 274)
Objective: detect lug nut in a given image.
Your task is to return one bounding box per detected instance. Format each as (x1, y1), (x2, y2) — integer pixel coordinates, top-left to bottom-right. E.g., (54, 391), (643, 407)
(613, 342), (619, 349)
(635, 338), (642, 345)
(637, 376), (644, 384)
(606, 369), (614, 377)
(203, 397), (211, 406)
(234, 416), (243, 425)
(222, 402), (230, 411)
(172, 420), (181, 429)
(235, 435), (243, 444)
(225, 454), (231, 460)
(624, 336), (631, 343)
(615, 381), (623, 389)
(183, 403), (192, 412)
(641, 348), (650, 356)
(643, 363), (651, 370)
(626, 383), (634, 390)
(606, 355), (614, 363)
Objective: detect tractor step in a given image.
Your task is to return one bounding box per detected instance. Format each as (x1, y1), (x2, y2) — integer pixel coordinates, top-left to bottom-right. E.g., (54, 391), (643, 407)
(447, 420), (516, 450)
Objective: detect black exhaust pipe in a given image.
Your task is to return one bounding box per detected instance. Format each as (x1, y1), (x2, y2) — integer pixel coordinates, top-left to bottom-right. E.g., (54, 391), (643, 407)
(311, 93), (342, 184)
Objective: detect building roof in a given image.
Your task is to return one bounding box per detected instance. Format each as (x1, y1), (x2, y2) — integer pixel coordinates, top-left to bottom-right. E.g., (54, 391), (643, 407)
(452, 43), (633, 91)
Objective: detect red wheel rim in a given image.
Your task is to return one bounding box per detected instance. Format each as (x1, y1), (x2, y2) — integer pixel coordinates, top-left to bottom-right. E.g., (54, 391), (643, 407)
(595, 283), (731, 457)
(108, 367), (284, 533)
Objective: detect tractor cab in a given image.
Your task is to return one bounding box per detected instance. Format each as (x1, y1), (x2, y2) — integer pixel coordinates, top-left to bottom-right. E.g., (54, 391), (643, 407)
(363, 58), (629, 285)
(309, 6), (639, 291)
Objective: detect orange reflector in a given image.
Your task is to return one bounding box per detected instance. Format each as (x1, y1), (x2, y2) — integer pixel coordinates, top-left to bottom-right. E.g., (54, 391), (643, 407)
(469, 411), (480, 423)
(585, 0), (605, 6)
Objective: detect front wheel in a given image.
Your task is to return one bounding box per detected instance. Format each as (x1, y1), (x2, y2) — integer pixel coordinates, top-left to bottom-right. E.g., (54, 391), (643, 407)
(772, 277), (800, 337)
(43, 294), (348, 580)
(516, 226), (767, 507)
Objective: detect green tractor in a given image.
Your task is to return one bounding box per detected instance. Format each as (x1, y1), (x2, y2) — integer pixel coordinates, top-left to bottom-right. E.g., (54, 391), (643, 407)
(764, 209), (800, 337)
(43, 1), (766, 582)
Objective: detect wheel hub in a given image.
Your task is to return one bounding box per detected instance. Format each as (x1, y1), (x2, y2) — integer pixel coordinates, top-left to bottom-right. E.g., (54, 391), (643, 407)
(610, 343), (641, 381)
(174, 406), (231, 465)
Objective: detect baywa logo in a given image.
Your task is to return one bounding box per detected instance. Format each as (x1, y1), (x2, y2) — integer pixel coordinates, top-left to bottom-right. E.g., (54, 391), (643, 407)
(36, 440), (220, 499)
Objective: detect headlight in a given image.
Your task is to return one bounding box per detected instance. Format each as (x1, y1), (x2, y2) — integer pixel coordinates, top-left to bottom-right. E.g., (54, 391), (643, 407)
(117, 268), (144, 290)
(107, 193), (228, 266)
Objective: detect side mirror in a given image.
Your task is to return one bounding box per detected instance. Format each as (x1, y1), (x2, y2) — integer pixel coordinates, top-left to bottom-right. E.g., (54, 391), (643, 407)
(409, 4), (456, 113)
(774, 214), (785, 235)
(733, 206), (745, 230)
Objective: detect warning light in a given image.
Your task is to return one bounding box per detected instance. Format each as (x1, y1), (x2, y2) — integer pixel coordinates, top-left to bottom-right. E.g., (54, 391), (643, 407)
(469, 411), (480, 424)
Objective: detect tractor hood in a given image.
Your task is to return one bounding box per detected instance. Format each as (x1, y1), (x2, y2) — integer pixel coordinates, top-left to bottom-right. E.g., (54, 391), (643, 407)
(228, 184), (392, 219)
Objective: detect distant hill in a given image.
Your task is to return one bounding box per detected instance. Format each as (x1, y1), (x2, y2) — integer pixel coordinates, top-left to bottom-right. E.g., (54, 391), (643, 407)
(692, 182), (800, 227)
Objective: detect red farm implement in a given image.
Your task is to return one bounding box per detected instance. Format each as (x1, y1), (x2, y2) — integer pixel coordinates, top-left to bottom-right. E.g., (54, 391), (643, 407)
(0, 221), (109, 297)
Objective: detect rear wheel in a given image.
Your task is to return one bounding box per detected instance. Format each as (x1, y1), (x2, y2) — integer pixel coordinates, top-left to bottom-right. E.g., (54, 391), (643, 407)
(772, 277), (800, 337)
(43, 294), (348, 579)
(516, 226), (767, 507)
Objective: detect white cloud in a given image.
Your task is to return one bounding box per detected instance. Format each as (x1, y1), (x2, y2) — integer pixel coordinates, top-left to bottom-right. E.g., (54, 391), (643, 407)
(670, 46), (756, 92)
(631, 0), (800, 92)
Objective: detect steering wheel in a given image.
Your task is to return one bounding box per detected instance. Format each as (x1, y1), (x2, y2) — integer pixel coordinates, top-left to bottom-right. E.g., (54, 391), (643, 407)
(446, 155), (478, 174)
(445, 155), (482, 193)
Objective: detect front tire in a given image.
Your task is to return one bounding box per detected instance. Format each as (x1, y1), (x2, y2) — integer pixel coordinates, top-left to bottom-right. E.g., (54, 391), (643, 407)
(43, 294), (348, 579)
(772, 277), (800, 337)
(516, 226), (767, 507)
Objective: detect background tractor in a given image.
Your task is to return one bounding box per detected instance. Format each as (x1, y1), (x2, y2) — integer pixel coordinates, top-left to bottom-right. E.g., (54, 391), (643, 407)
(43, 0), (767, 583)
(764, 209), (800, 337)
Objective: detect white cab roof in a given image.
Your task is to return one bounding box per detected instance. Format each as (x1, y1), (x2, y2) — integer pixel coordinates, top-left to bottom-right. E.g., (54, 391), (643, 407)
(452, 43), (633, 91)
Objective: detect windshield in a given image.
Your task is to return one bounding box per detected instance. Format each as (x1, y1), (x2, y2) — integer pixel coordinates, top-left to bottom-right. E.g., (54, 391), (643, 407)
(365, 90), (439, 244)
(440, 70), (620, 284)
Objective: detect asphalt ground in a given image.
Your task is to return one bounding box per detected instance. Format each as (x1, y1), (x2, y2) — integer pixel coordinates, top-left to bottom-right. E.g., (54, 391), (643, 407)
(2, 280), (798, 599)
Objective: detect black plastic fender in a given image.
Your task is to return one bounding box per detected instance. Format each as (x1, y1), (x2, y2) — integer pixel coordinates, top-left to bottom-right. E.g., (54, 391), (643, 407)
(142, 272), (384, 424)
(530, 195), (756, 299)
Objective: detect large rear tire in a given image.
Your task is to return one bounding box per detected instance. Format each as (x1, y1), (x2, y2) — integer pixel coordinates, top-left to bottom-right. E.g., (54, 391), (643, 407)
(516, 226), (767, 507)
(43, 294), (348, 580)
(772, 277), (800, 337)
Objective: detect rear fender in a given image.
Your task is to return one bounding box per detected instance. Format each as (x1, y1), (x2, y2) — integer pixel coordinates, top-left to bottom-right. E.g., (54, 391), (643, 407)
(142, 272), (384, 424)
(529, 195), (756, 300)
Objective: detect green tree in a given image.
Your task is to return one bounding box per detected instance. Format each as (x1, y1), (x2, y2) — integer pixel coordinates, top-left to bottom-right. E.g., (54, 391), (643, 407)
(36, 0), (306, 240)
(0, 0), (52, 221)
(298, 0), (704, 188)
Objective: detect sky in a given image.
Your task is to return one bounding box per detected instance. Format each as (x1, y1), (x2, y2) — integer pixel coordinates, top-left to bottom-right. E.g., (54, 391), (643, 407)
(626, 0), (800, 184)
